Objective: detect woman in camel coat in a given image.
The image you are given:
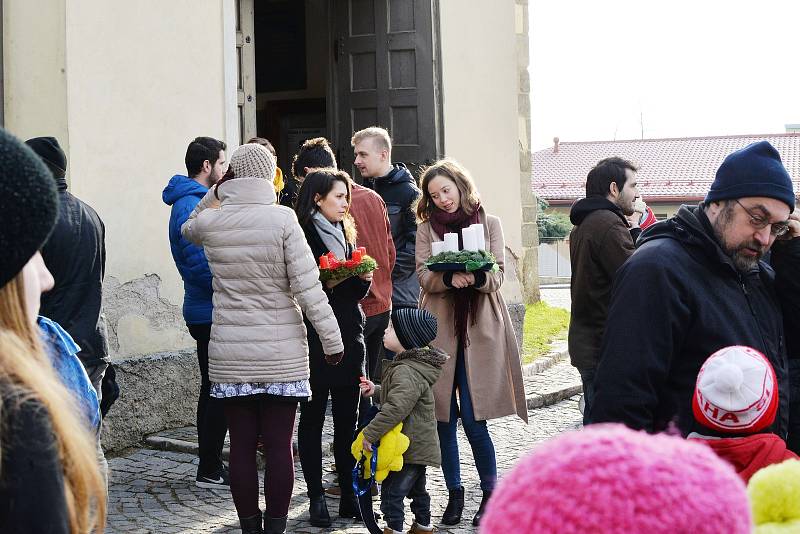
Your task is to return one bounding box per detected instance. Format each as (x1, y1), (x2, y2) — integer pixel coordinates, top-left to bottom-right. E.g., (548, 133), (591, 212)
(415, 159), (526, 528)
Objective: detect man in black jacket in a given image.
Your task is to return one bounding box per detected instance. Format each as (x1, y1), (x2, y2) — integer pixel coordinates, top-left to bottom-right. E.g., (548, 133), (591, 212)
(568, 157), (644, 419)
(588, 141), (800, 440)
(352, 127), (421, 309)
(26, 137), (110, 401)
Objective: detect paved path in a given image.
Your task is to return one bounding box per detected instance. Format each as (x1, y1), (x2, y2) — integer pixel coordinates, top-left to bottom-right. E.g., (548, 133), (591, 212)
(107, 393), (582, 533)
(540, 285), (571, 312)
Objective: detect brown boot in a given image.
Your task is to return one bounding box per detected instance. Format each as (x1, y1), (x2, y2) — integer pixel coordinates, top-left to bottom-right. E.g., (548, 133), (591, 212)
(408, 523), (437, 533)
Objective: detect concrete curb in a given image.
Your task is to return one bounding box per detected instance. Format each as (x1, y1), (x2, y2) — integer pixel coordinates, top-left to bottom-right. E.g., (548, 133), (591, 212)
(521, 340), (568, 377)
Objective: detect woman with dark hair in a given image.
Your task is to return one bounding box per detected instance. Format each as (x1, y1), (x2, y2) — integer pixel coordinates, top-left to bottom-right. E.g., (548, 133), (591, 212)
(183, 144), (344, 534)
(294, 168), (373, 527)
(415, 159), (527, 527)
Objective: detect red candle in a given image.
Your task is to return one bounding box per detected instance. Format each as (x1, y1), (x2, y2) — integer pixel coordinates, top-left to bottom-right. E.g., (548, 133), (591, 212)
(352, 250), (363, 263)
(319, 255), (330, 269)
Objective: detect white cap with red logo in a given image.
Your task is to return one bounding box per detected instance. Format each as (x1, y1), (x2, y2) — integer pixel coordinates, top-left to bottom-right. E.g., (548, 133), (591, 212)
(692, 345), (778, 434)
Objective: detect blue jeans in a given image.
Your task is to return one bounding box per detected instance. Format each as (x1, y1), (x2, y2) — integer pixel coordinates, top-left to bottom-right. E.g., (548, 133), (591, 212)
(380, 464), (430, 531)
(437, 347), (497, 492)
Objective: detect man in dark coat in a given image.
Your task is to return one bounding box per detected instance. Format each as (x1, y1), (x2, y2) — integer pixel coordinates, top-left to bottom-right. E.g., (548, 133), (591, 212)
(588, 141), (800, 441)
(26, 137), (110, 402)
(568, 156), (645, 418)
(352, 127), (421, 309)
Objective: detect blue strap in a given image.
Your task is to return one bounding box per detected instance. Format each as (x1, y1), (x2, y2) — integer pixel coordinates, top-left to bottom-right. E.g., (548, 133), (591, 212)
(352, 444), (378, 497)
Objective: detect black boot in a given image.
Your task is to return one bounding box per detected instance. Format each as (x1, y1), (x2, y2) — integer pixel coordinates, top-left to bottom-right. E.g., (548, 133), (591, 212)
(238, 512), (263, 534)
(338, 491), (363, 519)
(440, 486), (464, 525)
(472, 490), (492, 526)
(308, 494), (331, 527)
(263, 514), (287, 534)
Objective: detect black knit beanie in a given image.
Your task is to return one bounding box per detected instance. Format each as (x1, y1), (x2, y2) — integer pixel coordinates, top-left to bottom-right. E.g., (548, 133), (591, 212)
(25, 136), (67, 179)
(391, 307), (438, 350)
(705, 141), (796, 212)
(0, 128), (59, 288)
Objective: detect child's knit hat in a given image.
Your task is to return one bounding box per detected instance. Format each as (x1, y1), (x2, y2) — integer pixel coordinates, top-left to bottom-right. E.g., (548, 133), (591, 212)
(481, 424), (751, 534)
(391, 308), (437, 350)
(693, 345), (778, 435)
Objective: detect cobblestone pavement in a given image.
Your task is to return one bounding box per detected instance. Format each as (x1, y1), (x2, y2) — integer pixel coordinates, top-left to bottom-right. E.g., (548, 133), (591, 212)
(107, 396), (583, 533)
(539, 285), (571, 312)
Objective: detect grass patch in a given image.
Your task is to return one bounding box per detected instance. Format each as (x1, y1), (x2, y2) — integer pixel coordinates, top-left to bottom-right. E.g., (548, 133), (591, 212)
(521, 301), (570, 365)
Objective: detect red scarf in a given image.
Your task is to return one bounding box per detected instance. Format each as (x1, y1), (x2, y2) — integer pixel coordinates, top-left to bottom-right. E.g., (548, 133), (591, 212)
(429, 203), (482, 347)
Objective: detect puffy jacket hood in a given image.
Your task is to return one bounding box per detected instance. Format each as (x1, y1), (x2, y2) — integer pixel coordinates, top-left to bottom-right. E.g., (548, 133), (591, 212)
(217, 176), (277, 205)
(569, 196), (628, 226)
(388, 346), (447, 385)
(162, 174), (207, 206)
(385, 162), (414, 185)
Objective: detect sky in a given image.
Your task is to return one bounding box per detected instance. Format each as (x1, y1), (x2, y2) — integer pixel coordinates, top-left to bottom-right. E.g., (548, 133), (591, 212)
(529, 0), (800, 151)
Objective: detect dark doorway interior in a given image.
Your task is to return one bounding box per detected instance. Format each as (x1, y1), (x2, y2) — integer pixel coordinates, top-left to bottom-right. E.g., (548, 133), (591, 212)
(253, 0), (329, 179)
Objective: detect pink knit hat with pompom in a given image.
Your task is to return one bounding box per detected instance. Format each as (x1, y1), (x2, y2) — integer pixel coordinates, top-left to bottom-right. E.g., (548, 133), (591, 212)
(481, 424), (752, 534)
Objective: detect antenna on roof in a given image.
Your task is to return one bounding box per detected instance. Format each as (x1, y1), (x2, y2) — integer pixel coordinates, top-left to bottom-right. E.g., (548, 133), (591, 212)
(553, 136), (560, 153)
(640, 110), (645, 140)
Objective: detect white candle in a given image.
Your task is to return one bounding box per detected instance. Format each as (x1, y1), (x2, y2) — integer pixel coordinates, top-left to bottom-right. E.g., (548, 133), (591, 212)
(431, 241), (445, 256)
(444, 233), (459, 252)
(471, 223), (486, 251)
(462, 226), (478, 251)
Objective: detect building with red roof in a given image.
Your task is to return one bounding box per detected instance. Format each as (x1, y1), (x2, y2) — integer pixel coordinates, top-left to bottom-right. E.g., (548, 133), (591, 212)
(533, 133), (800, 219)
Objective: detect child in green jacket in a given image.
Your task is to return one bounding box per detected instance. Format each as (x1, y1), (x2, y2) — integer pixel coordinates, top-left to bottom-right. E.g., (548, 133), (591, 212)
(360, 308), (447, 534)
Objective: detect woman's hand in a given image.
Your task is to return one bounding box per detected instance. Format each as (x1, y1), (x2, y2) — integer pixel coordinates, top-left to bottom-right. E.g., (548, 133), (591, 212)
(324, 351), (344, 366)
(359, 271), (374, 282)
(450, 272), (475, 289)
(325, 278), (344, 289)
(359, 377), (375, 397)
(362, 436), (373, 452)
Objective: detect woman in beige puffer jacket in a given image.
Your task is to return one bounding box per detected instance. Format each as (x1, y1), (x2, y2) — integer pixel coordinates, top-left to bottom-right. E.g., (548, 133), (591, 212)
(182, 143), (343, 534)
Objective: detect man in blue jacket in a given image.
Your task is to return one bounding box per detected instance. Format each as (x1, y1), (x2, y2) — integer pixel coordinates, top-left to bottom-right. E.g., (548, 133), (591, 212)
(588, 141), (800, 440)
(162, 136), (229, 489)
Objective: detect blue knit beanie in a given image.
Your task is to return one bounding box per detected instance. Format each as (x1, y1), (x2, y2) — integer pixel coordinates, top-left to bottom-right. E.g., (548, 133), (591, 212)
(705, 141), (795, 212)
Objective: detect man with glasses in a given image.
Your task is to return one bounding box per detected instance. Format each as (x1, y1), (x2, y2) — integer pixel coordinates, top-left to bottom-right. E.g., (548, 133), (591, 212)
(588, 141), (800, 441)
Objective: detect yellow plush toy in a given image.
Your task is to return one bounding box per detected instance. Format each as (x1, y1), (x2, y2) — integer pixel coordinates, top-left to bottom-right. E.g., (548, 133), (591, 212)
(351, 422), (410, 482)
(748, 459), (800, 533)
(273, 167), (284, 193)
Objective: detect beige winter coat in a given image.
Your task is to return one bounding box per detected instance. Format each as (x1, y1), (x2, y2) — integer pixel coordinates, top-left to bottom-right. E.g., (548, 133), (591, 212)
(416, 210), (528, 423)
(182, 177), (343, 384)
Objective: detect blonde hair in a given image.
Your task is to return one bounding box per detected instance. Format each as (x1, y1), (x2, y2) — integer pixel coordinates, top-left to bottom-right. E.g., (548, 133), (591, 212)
(0, 274), (106, 533)
(350, 127), (392, 152)
(415, 159), (481, 223)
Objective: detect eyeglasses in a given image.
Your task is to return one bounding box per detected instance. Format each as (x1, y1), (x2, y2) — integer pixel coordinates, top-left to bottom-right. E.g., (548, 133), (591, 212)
(734, 199), (790, 237)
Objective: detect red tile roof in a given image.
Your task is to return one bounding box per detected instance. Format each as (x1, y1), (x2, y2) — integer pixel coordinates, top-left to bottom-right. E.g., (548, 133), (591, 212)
(533, 133), (800, 205)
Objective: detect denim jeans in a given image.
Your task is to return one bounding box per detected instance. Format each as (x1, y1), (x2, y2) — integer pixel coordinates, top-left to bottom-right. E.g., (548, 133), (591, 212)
(380, 464), (430, 531)
(437, 347), (497, 492)
(577, 366), (597, 425)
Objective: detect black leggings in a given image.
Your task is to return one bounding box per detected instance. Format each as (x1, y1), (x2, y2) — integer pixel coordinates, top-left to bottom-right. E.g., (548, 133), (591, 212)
(224, 395), (297, 519)
(298, 383), (360, 497)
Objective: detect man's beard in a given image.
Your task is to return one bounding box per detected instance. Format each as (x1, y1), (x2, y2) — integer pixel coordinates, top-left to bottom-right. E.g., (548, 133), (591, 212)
(615, 192), (634, 216)
(208, 168), (222, 186)
(712, 204), (764, 273)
